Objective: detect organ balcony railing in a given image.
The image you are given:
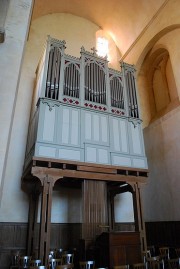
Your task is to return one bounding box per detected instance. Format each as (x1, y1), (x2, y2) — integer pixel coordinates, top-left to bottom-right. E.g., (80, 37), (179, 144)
(34, 36), (140, 120)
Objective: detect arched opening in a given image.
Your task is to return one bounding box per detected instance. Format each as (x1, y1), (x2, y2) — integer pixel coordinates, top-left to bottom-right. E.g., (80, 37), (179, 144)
(138, 47), (178, 124)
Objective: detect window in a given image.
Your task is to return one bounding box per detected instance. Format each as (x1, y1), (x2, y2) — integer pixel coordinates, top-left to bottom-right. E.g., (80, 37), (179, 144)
(96, 37), (109, 58)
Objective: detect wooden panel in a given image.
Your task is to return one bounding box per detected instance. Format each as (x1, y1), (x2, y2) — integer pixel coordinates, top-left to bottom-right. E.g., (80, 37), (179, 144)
(110, 246), (126, 266)
(96, 232), (141, 268)
(119, 120), (128, 153)
(77, 165), (117, 174)
(145, 221), (180, 249)
(109, 232), (140, 246)
(43, 105), (55, 141)
(112, 118), (120, 151)
(71, 109), (79, 145)
(83, 111), (109, 146)
(110, 117), (129, 154)
(0, 223), (27, 269)
(93, 113), (100, 141)
(112, 154), (131, 167)
(62, 107), (70, 144)
(58, 147), (81, 161)
(129, 124), (142, 155)
(0, 222), (81, 269)
(82, 180), (108, 240)
(38, 145), (56, 158)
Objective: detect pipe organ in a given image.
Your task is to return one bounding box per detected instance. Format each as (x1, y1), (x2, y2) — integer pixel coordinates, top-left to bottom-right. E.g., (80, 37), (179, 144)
(25, 36), (147, 170)
(22, 36), (148, 266)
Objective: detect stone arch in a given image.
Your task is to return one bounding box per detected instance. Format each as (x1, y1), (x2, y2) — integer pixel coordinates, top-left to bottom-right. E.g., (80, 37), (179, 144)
(137, 25), (180, 126)
(136, 24), (180, 71)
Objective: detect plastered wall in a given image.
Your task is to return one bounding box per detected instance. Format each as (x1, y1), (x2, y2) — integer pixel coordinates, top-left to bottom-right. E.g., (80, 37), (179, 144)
(122, 0), (180, 221)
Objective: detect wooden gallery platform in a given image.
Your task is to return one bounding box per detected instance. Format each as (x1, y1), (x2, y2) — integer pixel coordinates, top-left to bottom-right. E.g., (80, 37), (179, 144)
(22, 156), (148, 267)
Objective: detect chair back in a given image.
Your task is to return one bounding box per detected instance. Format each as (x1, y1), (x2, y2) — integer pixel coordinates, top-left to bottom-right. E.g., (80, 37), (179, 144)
(147, 246), (156, 257)
(133, 263), (146, 269)
(56, 249), (64, 258)
(168, 258), (180, 269)
(30, 260), (42, 266)
(49, 250), (56, 259)
(159, 247), (170, 260)
(114, 265), (129, 269)
(56, 264), (74, 269)
(62, 254), (74, 264)
(79, 261), (95, 269)
(11, 253), (21, 266)
(175, 249), (180, 258)
(19, 256), (32, 268)
(49, 258), (62, 269)
(142, 251), (151, 263)
(147, 256), (163, 269)
(29, 265), (47, 269)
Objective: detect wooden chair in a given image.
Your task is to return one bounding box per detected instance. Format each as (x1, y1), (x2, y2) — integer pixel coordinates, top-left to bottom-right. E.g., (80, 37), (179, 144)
(147, 246), (156, 257)
(168, 258), (180, 269)
(56, 248), (64, 258)
(175, 249), (180, 258)
(133, 263), (146, 269)
(147, 256), (164, 269)
(62, 254), (74, 265)
(49, 258), (62, 269)
(29, 265), (47, 269)
(49, 250), (56, 259)
(19, 256), (32, 268)
(142, 251), (151, 263)
(56, 264), (74, 269)
(159, 247), (170, 260)
(30, 260), (42, 266)
(114, 265), (129, 269)
(79, 261), (95, 269)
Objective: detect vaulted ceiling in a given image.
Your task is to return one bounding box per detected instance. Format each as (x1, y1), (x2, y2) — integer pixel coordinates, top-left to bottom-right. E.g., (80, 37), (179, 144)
(31, 0), (166, 54)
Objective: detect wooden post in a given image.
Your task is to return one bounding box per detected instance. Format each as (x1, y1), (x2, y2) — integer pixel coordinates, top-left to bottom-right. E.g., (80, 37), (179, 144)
(27, 191), (40, 257)
(82, 180), (108, 252)
(133, 183), (147, 251)
(38, 175), (56, 265)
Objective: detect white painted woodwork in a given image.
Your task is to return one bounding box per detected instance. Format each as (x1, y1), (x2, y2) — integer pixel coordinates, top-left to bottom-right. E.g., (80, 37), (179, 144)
(132, 158), (147, 168)
(93, 114), (100, 141)
(85, 112), (92, 140)
(42, 105), (55, 141)
(129, 123), (142, 155)
(71, 109), (79, 145)
(110, 117), (129, 153)
(112, 118), (120, 151)
(101, 115), (108, 143)
(59, 148), (81, 161)
(38, 145), (56, 158)
(84, 110), (109, 146)
(30, 100), (147, 167)
(98, 148), (109, 164)
(112, 154), (131, 167)
(120, 120), (128, 153)
(62, 107), (70, 144)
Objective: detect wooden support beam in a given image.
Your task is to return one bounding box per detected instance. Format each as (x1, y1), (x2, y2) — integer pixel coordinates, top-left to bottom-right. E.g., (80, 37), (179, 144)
(134, 183), (147, 252)
(31, 166), (147, 184)
(27, 192), (39, 257)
